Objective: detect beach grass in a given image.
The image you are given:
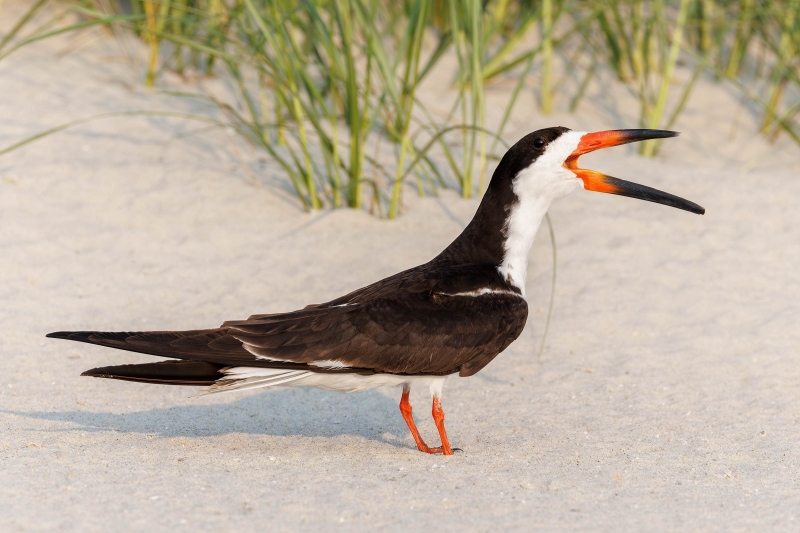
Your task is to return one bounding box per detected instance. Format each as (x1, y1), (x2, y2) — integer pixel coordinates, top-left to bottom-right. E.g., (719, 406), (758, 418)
(1, 0), (799, 213)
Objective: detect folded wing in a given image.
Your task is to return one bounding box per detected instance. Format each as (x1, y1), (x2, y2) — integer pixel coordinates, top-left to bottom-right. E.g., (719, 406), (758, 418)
(49, 263), (528, 377)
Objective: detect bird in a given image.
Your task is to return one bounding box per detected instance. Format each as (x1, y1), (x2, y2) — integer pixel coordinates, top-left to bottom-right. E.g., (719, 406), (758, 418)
(48, 127), (704, 455)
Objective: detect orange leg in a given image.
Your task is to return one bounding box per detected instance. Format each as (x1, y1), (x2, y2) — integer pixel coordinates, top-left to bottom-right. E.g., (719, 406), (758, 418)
(399, 387), (443, 454)
(432, 396), (453, 455)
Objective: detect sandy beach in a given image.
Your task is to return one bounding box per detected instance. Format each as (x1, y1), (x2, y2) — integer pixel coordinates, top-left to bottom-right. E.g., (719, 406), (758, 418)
(2, 8), (800, 532)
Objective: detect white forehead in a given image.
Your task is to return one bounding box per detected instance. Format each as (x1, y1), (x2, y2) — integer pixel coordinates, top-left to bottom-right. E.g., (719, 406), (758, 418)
(536, 129), (586, 167)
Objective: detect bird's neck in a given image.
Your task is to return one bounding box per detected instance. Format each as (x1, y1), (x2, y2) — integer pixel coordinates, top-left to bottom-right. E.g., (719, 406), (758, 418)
(495, 193), (554, 296)
(435, 166), (576, 297)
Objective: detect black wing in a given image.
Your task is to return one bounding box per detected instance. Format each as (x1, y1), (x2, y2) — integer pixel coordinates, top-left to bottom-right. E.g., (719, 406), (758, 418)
(225, 263), (528, 376)
(49, 262), (528, 377)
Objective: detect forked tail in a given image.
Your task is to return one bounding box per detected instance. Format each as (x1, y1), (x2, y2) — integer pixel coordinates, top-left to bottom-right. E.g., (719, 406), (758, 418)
(46, 329), (249, 386)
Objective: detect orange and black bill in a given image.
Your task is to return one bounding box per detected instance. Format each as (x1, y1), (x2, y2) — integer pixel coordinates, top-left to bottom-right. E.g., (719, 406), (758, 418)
(565, 129), (705, 215)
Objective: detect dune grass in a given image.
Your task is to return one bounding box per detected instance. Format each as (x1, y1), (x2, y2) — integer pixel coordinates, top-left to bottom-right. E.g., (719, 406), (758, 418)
(2, 0), (799, 213)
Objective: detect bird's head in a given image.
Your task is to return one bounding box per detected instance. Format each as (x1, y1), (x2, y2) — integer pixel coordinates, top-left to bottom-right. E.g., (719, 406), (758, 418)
(502, 127), (705, 215)
(440, 127), (704, 290)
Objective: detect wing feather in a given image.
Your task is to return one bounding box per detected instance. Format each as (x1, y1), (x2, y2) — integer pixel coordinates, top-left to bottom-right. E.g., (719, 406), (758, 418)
(52, 262), (527, 377)
(227, 288), (527, 375)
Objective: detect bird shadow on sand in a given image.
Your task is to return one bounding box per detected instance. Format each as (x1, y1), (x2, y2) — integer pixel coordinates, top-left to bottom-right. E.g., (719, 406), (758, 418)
(5, 387), (419, 449)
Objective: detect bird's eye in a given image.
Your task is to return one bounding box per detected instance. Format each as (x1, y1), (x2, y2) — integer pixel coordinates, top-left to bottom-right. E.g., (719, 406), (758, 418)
(533, 138), (545, 149)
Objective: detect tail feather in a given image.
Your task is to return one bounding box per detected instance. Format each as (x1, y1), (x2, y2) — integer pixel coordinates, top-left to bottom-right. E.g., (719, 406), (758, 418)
(46, 329), (252, 362)
(48, 329), (349, 390)
(82, 359), (225, 386)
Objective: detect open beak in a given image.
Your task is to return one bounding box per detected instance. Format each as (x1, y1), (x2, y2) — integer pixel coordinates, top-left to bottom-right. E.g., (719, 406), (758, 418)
(564, 129), (705, 215)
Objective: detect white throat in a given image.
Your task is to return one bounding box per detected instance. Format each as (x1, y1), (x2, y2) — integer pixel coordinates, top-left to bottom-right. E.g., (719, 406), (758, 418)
(498, 130), (585, 296)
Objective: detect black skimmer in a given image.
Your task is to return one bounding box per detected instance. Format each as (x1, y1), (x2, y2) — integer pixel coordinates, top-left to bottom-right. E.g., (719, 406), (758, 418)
(48, 127), (704, 455)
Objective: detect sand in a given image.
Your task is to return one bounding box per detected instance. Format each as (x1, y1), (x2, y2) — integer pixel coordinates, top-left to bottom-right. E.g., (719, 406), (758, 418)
(2, 6), (800, 532)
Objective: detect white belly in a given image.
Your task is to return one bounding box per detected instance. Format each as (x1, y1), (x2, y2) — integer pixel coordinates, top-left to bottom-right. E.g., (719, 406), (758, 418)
(205, 367), (451, 397)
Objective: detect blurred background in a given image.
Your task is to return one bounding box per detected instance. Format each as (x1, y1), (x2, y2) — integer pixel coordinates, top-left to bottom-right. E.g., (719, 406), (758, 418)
(2, 0), (798, 216)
